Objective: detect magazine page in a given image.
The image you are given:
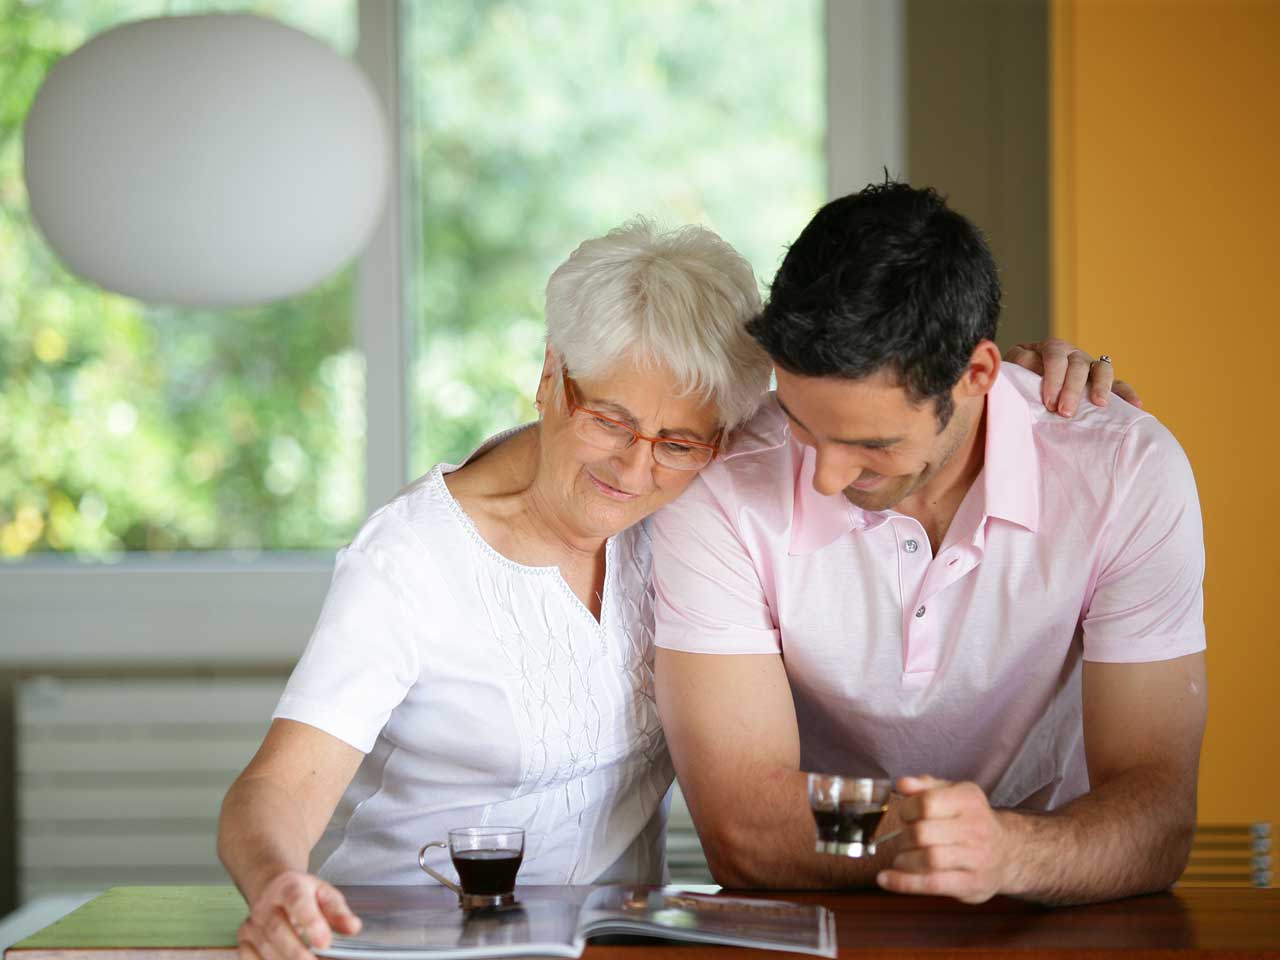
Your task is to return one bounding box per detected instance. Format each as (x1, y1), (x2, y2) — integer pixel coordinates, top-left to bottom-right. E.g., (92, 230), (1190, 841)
(319, 896), (584, 960)
(578, 886), (838, 957)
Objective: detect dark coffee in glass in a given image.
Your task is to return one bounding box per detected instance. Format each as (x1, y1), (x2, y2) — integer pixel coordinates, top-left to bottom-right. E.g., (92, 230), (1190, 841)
(807, 774), (893, 857)
(452, 848), (524, 897)
(419, 826), (525, 908)
(812, 804), (887, 846)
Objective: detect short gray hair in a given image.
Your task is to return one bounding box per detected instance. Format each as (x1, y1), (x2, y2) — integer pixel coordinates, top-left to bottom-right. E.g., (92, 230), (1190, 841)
(545, 218), (772, 430)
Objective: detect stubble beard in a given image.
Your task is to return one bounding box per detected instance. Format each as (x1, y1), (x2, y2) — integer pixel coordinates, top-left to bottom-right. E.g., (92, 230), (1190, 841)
(841, 406), (973, 513)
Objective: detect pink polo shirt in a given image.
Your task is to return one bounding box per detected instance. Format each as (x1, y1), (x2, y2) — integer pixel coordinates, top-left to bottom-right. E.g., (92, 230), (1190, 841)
(652, 364), (1205, 811)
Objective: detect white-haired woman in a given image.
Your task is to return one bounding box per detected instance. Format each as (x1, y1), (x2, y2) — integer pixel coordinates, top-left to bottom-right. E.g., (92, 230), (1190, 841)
(218, 219), (1129, 960)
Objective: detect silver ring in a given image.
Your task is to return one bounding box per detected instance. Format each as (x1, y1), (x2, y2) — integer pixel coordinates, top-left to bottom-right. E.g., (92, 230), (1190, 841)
(1096, 354), (1113, 365)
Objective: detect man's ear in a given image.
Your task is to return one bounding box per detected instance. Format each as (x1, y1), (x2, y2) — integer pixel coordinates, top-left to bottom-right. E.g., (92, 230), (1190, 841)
(957, 340), (1001, 399)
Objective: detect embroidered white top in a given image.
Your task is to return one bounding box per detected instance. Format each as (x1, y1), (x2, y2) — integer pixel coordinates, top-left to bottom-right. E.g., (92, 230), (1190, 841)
(273, 432), (671, 886)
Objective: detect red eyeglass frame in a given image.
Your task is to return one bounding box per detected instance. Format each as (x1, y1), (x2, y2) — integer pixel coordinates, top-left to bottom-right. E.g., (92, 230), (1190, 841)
(560, 369), (722, 461)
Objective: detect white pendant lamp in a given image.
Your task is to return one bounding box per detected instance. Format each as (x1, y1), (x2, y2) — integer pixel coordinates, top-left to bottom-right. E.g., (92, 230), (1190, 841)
(22, 13), (389, 308)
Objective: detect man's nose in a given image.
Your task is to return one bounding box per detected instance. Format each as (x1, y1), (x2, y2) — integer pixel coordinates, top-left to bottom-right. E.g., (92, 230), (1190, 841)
(812, 449), (865, 497)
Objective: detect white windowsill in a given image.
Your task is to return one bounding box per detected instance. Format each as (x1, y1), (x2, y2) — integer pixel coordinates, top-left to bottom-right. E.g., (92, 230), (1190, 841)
(0, 553), (334, 667)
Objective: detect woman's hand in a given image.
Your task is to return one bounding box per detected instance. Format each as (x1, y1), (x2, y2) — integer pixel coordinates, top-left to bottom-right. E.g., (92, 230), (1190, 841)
(1004, 339), (1142, 416)
(237, 870), (361, 960)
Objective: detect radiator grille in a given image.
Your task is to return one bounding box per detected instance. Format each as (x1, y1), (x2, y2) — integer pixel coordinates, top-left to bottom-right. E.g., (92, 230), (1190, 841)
(16, 677), (282, 901)
(1180, 822), (1272, 888)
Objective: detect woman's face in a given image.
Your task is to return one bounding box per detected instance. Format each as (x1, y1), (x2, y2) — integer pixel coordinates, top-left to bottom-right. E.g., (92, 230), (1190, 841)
(536, 353), (723, 540)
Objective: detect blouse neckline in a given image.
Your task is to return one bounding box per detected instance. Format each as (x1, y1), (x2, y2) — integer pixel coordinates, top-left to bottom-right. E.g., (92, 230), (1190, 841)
(429, 426), (619, 633)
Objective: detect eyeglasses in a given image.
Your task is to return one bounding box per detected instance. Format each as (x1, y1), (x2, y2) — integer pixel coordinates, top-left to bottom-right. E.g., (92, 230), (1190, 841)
(560, 369), (720, 471)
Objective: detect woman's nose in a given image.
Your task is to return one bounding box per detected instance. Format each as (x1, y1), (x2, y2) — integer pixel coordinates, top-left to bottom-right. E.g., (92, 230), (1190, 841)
(610, 440), (657, 490)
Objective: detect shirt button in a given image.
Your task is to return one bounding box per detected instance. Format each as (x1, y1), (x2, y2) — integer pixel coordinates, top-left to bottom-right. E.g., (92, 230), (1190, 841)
(904, 539), (919, 553)
(915, 605), (926, 618)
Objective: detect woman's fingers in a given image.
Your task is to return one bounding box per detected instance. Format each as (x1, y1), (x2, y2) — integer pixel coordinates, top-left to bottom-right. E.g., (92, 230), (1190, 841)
(1056, 350), (1094, 417)
(280, 882), (335, 950)
(317, 882), (362, 938)
(1004, 343), (1045, 377)
(1034, 339), (1074, 412)
(1086, 357), (1115, 407)
(237, 920), (262, 960)
(239, 916), (297, 960)
(1009, 339), (1148, 415)
(1112, 378), (1143, 408)
(264, 906), (315, 960)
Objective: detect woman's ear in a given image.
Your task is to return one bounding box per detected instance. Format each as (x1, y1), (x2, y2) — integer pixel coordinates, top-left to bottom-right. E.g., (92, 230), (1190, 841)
(535, 345), (559, 412)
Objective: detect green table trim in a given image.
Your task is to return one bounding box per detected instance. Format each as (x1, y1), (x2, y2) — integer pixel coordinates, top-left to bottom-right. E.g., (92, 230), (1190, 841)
(12, 888), (244, 950)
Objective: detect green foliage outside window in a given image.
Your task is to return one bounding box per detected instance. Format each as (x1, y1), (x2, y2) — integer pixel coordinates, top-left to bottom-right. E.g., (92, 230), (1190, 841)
(0, 0), (822, 558)
(405, 0), (823, 475)
(0, 0), (361, 558)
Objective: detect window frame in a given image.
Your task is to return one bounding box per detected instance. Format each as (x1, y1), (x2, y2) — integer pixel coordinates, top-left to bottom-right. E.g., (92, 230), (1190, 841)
(0, 0), (902, 667)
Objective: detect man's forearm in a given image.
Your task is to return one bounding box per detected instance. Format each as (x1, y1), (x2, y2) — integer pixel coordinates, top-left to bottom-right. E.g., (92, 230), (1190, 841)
(698, 767), (902, 889)
(998, 765), (1195, 906)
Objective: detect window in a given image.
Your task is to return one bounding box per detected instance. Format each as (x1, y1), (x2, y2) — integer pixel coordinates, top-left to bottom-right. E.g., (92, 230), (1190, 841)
(0, 0), (854, 664)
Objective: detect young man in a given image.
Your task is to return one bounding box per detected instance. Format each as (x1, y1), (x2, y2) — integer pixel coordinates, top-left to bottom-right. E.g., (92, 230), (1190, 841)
(653, 182), (1206, 906)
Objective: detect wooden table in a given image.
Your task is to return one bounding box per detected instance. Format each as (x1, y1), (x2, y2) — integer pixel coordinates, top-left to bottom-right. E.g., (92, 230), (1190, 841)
(6, 884), (1279, 959)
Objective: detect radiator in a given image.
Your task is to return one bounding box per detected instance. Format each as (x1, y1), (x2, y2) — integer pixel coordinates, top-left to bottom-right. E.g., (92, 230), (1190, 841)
(16, 677), (283, 902)
(1181, 823), (1272, 888)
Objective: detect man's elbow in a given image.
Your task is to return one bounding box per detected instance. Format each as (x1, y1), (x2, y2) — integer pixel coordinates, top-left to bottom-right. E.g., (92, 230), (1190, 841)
(698, 820), (781, 889)
(1153, 815), (1196, 891)
(1121, 806), (1196, 897)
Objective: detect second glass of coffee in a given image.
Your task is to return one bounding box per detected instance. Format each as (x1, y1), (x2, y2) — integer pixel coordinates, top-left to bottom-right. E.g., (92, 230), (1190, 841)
(418, 826), (525, 908)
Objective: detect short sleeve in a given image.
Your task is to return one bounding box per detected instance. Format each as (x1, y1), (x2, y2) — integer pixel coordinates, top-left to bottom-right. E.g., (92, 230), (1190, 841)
(273, 543), (422, 752)
(1082, 416), (1207, 663)
(652, 473), (781, 655)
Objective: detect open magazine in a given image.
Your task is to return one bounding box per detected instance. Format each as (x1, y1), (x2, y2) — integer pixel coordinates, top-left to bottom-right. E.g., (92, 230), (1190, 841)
(319, 885), (837, 959)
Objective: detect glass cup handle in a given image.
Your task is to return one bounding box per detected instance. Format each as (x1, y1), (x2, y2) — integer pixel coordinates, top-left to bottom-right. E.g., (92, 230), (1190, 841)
(418, 841), (463, 895)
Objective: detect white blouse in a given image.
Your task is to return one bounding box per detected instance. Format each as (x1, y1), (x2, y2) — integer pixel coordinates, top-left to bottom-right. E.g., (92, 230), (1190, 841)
(273, 434), (672, 886)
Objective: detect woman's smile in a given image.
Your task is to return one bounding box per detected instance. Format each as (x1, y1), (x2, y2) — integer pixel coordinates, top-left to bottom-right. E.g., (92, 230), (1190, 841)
(587, 470), (640, 501)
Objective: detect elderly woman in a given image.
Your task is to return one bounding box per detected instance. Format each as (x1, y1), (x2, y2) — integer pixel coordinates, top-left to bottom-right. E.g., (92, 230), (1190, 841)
(218, 219), (1127, 960)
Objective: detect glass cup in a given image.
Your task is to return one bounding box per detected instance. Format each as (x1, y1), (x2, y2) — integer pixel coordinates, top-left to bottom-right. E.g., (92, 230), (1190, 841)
(418, 826), (525, 908)
(807, 774), (895, 858)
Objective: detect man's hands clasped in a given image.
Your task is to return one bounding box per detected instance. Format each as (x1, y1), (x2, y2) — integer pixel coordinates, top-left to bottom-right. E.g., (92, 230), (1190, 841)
(875, 775), (1021, 904)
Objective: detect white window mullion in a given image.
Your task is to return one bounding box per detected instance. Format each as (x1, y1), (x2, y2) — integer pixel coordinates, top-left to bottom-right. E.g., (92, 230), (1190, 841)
(355, 0), (410, 515)
(825, 0), (906, 198)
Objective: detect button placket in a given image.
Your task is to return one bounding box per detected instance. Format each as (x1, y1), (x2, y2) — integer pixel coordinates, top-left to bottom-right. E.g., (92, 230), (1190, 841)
(895, 517), (936, 677)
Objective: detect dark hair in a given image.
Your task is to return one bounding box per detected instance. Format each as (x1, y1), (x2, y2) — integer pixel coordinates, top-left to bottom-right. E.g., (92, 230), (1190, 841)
(746, 181), (1000, 428)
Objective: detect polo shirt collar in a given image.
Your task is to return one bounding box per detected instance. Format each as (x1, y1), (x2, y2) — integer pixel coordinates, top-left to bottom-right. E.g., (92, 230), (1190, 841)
(787, 367), (1039, 556)
(788, 443), (884, 555)
(980, 367), (1040, 533)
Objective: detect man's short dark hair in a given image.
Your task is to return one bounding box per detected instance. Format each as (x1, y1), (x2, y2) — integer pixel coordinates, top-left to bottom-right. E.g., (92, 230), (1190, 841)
(746, 181), (1001, 429)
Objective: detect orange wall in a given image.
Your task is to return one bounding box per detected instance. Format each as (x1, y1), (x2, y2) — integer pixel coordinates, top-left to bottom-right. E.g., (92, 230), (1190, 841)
(1052, 0), (1280, 822)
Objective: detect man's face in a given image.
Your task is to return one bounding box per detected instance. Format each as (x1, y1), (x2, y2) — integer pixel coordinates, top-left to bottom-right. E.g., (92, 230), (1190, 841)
(773, 366), (976, 512)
